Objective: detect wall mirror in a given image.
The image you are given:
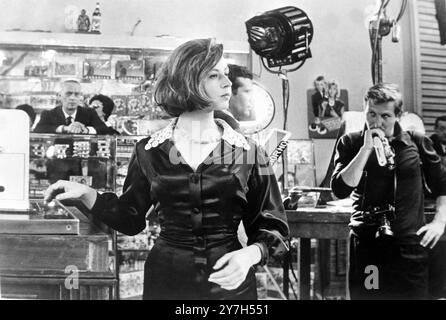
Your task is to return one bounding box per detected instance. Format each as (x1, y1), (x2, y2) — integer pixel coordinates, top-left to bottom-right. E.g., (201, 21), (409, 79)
(238, 80), (275, 135)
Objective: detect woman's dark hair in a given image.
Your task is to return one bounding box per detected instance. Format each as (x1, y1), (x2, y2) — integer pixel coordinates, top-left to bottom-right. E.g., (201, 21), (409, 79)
(89, 94), (115, 121)
(15, 104), (36, 126)
(153, 38), (224, 117)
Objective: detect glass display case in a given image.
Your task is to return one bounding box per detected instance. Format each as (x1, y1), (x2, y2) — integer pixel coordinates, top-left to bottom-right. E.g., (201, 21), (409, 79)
(27, 133), (161, 299)
(114, 135), (156, 299)
(29, 133), (116, 199)
(0, 31), (250, 136)
(115, 135), (145, 195)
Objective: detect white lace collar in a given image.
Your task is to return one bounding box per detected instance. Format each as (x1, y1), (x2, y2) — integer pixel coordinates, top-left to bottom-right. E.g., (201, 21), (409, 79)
(144, 117), (250, 151)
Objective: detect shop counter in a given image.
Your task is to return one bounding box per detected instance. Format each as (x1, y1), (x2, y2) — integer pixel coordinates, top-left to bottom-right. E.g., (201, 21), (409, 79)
(0, 204), (116, 300)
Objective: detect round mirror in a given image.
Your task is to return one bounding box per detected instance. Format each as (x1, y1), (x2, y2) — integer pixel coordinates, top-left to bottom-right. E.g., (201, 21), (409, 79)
(238, 80), (275, 134)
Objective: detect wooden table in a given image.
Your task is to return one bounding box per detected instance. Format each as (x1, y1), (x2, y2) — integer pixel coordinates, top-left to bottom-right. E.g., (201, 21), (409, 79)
(0, 205), (117, 299)
(286, 207), (351, 300)
(286, 206), (446, 300)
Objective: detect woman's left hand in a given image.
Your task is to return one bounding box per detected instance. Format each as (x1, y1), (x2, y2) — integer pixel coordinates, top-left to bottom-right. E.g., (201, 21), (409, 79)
(208, 245), (261, 290)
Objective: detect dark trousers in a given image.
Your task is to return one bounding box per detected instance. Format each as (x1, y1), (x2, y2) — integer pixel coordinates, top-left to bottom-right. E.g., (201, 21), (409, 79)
(429, 241), (446, 299)
(349, 233), (429, 300)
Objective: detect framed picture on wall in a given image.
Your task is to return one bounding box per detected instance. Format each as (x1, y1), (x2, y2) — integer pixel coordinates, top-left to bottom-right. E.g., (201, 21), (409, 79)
(286, 139), (316, 188)
(115, 60), (145, 80)
(127, 95), (143, 116)
(54, 56), (79, 77)
(111, 95), (128, 116)
(82, 59), (112, 79)
(307, 77), (349, 139)
(24, 56), (50, 77)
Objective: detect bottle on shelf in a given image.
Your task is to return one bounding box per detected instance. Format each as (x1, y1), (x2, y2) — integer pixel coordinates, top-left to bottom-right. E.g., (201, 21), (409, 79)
(91, 2), (101, 34)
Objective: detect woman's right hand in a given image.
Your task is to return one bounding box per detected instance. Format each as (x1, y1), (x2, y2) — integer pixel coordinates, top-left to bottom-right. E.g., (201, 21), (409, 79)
(43, 180), (97, 210)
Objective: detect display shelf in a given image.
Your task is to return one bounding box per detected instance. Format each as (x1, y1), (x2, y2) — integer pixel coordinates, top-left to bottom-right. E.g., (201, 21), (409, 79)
(0, 31), (250, 54)
(0, 31), (250, 136)
(0, 75), (62, 81)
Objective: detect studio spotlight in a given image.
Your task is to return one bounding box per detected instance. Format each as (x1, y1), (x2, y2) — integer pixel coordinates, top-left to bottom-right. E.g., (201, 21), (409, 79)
(245, 6), (313, 68)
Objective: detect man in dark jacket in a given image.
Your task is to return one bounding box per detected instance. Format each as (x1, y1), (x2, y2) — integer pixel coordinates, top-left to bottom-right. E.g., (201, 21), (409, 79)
(428, 116), (446, 299)
(34, 79), (108, 134)
(430, 116), (446, 158)
(331, 83), (446, 299)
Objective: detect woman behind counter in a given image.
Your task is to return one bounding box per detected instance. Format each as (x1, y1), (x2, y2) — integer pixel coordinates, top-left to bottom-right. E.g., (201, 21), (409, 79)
(44, 38), (289, 300)
(89, 94), (120, 135)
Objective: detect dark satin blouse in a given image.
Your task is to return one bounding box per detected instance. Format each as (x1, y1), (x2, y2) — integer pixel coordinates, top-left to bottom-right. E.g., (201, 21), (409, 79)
(91, 119), (289, 299)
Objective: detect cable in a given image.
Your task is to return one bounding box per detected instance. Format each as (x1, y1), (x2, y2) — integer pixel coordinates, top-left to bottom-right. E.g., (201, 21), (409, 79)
(396, 0), (408, 22)
(261, 57), (276, 74)
(281, 74), (290, 131)
(285, 239), (299, 299)
(257, 55), (263, 78)
(286, 59), (306, 73)
(287, 251), (299, 299)
(370, 0), (408, 84)
(263, 265), (288, 300)
(371, 1), (386, 83)
(370, 0), (387, 84)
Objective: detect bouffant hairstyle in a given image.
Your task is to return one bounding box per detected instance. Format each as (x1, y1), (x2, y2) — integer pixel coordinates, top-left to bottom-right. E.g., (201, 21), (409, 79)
(327, 80), (340, 99)
(153, 38), (224, 117)
(89, 94), (115, 121)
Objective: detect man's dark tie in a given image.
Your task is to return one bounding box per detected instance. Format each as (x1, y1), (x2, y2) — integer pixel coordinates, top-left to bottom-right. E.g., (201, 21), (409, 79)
(66, 116), (72, 125)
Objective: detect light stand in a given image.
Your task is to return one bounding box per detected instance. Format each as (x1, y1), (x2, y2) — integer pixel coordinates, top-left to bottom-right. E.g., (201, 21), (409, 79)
(247, 6), (312, 195)
(369, 0), (407, 84)
(246, 6), (313, 300)
(280, 70), (290, 195)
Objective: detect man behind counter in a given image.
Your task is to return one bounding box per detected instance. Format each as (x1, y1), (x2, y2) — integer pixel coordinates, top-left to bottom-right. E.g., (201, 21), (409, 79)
(34, 79), (108, 134)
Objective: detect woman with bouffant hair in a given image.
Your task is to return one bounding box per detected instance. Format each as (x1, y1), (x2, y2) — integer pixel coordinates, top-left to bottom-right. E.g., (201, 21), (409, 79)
(318, 79), (345, 119)
(43, 38), (288, 300)
(154, 38), (225, 116)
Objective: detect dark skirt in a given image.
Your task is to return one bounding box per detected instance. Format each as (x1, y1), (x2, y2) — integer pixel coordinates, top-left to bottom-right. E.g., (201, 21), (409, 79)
(142, 239), (258, 300)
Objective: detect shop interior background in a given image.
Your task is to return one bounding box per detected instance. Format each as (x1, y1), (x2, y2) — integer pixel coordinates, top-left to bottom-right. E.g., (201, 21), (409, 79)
(0, 0), (413, 184)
